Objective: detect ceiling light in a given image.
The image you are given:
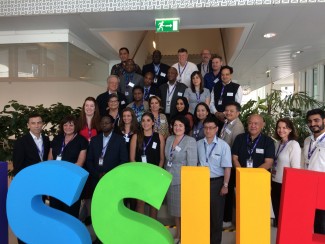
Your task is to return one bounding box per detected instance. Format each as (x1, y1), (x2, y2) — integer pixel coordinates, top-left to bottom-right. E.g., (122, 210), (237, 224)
(295, 50), (303, 54)
(263, 33), (277, 39)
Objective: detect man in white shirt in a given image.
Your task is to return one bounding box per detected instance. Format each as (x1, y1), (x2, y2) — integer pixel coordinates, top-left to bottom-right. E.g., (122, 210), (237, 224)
(303, 108), (325, 234)
(172, 48), (198, 87)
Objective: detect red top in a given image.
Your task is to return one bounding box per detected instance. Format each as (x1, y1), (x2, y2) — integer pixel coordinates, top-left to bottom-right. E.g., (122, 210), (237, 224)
(79, 125), (97, 142)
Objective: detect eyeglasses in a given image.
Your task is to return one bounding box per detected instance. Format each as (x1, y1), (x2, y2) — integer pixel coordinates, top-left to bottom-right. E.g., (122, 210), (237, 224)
(204, 126), (217, 130)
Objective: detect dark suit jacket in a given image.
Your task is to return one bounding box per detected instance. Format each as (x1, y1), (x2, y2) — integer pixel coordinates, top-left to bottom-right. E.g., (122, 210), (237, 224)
(159, 82), (188, 118)
(143, 84), (161, 101)
(142, 62), (170, 87)
(96, 91), (127, 117)
(12, 133), (50, 175)
(86, 132), (128, 193)
(197, 60), (213, 74)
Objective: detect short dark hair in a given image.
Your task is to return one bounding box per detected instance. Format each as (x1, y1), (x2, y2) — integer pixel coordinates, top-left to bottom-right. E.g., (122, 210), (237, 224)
(119, 47), (129, 54)
(203, 114), (219, 128)
(172, 115), (191, 135)
(132, 85), (144, 94)
(225, 101), (241, 112)
(108, 93), (119, 102)
(211, 54), (223, 61)
(306, 108), (325, 120)
(59, 115), (78, 134)
(274, 118), (298, 141)
(178, 48), (188, 53)
(28, 113), (42, 122)
(220, 65), (233, 74)
(101, 114), (115, 124)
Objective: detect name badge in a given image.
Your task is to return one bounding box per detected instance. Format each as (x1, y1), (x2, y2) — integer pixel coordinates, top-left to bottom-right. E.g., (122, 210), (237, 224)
(246, 158), (253, 168)
(160, 72), (166, 77)
(141, 155), (147, 163)
(152, 142), (157, 149)
(178, 92), (183, 96)
(175, 146), (181, 152)
(154, 78), (158, 83)
(225, 128), (232, 134)
(256, 148), (264, 154)
(128, 82), (135, 88)
(125, 92), (129, 96)
(213, 78), (219, 83)
(161, 119), (166, 123)
(167, 161), (172, 167)
(56, 155), (62, 161)
(149, 94), (155, 97)
(166, 100), (171, 106)
(99, 157), (104, 166)
(121, 100), (126, 105)
(218, 99), (222, 105)
(124, 137), (130, 143)
(227, 92), (233, 96)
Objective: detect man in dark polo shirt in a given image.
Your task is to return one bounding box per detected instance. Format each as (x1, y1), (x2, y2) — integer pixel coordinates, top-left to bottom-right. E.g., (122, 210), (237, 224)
(232, 114), (274, 169)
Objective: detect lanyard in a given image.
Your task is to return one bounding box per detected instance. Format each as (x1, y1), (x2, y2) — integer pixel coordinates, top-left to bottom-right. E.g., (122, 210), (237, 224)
(143, 134), (154, 155)
(194, 123), (203, 138)
(101, 133), (112, 158)
(308, 133), (325, 160)
(204, 140), (217, 163)
(202, 63), (209, 74)
(220, 85), (225, 98)
(154, 114), (161, 130)
(59, 133), (77, 155)
(246, 134), (261, 159)
(87, 125), (92, 142)
(37, 143), (44, 161)
(154, 63), (160, 76)
(220, 121), (229, 138)
(169, 135), (185, 161)
(195, 91), (201, 103)
(167, 84), (176, 100)
(274, 140), (289, 167)
(178, 62), (188, 77)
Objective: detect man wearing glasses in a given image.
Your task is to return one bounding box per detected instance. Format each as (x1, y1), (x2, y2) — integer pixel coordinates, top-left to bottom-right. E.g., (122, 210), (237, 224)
(197, 115), (232, 244)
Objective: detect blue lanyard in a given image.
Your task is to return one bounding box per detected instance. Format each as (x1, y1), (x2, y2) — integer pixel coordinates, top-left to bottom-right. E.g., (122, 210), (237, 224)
(167, 84), (176, 100)
(195, 91), (201, 103)
(59, 133), (77, 155)
(169, 135), (185, 161)
(220, 85), (225, 98)
(274, 140), (289, 167)
(154, 64), (160, 76)
(101, 133), (112, 158)
(143, 134), (154, 155)
(246, 134), (261, 159)
(154, 114), (161, 130)
(87, 125), (92, 142)
(178, 62), (188, 77)
(308, 133), (325, 160)
(204, 141), (217, 164)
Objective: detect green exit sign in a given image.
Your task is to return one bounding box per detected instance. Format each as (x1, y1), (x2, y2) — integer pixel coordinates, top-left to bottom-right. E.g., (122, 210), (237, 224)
(155, 18), (180, 33)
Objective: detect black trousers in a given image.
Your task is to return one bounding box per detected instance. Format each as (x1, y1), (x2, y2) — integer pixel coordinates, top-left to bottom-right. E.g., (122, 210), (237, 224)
(210, 177), (225, 244)
(271, 181), (282, 227)
(223, 169), (235, 223)
(50, 196), (81, 219)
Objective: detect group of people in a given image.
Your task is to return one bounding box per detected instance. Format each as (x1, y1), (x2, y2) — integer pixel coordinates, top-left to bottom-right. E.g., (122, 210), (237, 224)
(12, 46), (325, 244)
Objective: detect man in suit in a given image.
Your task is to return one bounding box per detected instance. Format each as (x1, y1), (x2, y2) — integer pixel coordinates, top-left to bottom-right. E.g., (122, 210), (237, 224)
(142, 50), (170, 87)
(118, 59), (144, 104)
(219, 101), (245, 229)
(197, 49), (213, 78)
(86, 115), (128, 195)
(12, 113), (50, 244)
(96, 75), (128, 117)
(13, 113), (50, 176)
(159, 67), (187, 121)
(143, 71), (161, 101)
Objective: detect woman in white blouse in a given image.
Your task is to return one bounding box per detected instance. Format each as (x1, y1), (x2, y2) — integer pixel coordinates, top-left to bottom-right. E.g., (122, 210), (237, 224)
(271, 118), (301, 227)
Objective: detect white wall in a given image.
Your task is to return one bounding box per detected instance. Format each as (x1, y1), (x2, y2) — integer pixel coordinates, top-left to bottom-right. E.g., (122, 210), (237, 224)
(0, 80), (106, 109)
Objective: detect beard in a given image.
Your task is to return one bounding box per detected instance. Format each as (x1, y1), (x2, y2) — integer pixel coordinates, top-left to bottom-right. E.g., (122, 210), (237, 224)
(309, 123), (325, 134)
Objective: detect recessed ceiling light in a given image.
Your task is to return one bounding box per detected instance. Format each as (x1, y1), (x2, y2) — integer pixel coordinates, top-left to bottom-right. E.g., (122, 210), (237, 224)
(263, 33), (277, 39)
(295, 50), (303, 54)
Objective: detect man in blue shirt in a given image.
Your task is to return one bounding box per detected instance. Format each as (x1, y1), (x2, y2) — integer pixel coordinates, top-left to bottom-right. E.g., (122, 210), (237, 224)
(197, 115), (232, 244)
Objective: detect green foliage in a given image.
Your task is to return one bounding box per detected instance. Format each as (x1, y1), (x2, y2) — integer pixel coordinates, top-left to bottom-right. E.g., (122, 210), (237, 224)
(240, 90), (323, 145)
(0, 100), (81, 162)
